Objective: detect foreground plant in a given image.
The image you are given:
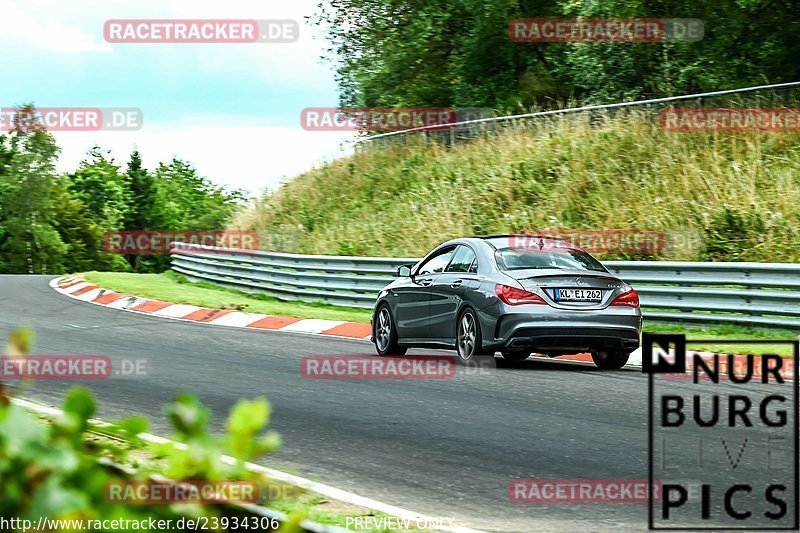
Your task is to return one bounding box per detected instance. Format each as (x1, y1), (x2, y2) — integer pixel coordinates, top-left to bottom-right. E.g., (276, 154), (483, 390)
(0, 328), (302, 531)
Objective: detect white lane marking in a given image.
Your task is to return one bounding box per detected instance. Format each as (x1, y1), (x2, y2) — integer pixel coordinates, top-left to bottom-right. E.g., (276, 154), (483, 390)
(12, 397), (484, 533)
(209, 311), (268, 327)
(281, 319), (346, 334)
(152, 304), (203, 318)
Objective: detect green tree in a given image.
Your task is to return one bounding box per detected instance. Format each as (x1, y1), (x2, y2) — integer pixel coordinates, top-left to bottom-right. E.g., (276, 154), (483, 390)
(122, 149), (157, 271)
(53, 187), (130, 273)
(127, 158), (246, 273)
(315, 0), (800, 108)
(152, 158), (246, 230)
(0, 108), (246, 274)
(0, 105), (67, 274)
(66, 147), (131, 229)
(123, 149), (156, 231)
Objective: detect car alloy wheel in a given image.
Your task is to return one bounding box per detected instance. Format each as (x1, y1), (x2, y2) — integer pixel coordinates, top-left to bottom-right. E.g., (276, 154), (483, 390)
(376, 307), (392, 352)
(457, 307), (493, 362)
(373, 304), (407, 356)
(457, 312), (477, 361)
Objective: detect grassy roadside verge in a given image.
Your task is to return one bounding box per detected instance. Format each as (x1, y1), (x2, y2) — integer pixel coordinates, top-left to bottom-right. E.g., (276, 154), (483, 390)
(21, 407), (423, 533)
(82, 270), (373, 323)
(645, 322), (799, 357)
(85, 424), (426, 532)
(80, 271), (797, 355)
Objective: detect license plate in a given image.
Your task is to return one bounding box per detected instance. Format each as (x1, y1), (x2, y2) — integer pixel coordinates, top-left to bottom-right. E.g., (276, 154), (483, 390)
(554, 288), (602, 302)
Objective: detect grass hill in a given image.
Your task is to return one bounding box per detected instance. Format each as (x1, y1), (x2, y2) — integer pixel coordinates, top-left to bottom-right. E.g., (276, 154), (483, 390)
(233, 111), (800, 262)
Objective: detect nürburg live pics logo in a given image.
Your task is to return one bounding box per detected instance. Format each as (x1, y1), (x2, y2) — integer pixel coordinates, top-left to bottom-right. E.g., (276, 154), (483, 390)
(644, 333), (798, 530)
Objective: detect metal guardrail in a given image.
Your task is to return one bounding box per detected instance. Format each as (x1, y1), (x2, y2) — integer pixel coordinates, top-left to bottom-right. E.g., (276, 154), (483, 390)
(171, 243), (800, 329)
(171, 243), (416, 308)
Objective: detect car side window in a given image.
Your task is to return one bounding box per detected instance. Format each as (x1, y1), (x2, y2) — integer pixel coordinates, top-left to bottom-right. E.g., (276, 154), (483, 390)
(446, 245), (477, 274)
(417, 247), (455, 275)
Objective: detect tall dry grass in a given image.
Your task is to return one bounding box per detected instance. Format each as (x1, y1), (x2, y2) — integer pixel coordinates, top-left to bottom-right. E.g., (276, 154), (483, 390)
(233, 110), (800, 261)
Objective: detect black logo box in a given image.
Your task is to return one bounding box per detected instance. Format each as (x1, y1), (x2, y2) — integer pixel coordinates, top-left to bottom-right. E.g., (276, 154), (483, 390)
(644, 333), (799, 531)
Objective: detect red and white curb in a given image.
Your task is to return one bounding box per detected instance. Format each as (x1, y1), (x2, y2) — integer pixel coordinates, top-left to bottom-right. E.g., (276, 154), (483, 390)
(51, 276), (373, 341)
(54, 277), (792, 378)
(51, 275), (646, 369)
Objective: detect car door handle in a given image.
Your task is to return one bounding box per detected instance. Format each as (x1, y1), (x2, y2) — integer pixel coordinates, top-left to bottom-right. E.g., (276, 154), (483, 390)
(450, 280), (463, 288)
(419, 278), (433, 287)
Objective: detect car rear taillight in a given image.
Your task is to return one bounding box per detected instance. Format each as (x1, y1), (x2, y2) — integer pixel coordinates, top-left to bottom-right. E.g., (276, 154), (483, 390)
(610, 289), (640, 308)
(495, 284), (547, 305)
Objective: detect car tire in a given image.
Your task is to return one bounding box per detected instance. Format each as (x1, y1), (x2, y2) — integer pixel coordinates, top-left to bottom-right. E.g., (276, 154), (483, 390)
(591, 350), (630, 370)
(456, 308), (490, 365)
(501, 351), (531, 361)
(373, 304), (407, 356)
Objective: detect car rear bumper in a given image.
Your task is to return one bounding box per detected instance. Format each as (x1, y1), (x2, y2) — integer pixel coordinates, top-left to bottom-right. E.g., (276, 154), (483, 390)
(500, 326), (640, 352)
(483, 307), (642, 353)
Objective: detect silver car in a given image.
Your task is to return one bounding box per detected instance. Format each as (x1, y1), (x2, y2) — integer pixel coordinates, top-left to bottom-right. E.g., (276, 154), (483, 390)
(371, 235), (642, 369)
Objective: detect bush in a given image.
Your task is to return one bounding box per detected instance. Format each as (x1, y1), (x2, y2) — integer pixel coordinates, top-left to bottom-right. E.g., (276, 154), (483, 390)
(0, 329), (299, 532)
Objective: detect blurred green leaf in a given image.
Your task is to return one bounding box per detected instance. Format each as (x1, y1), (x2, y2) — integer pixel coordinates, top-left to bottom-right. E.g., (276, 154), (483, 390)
(25, 475), (90, 521)
(63, 387), (96, 424)
(165, 393), (210, 439)
(6, 327), (34, 355)
(0, 405), (48, 456)
(115, 415), (149, 438)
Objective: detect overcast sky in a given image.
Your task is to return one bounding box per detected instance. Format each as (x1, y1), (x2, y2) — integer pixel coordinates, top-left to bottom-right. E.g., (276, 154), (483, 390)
(0, 0), (354, 196)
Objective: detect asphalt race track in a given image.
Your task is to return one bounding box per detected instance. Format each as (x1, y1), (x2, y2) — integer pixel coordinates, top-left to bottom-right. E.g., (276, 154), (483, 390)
(1, 275), (793, 532)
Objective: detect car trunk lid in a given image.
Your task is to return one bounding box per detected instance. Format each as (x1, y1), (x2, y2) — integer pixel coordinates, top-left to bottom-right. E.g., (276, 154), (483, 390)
(507, 269), (625, 308)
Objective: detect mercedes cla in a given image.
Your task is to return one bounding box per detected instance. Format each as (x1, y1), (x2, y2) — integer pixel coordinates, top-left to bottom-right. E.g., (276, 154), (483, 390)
(371, 235), (642, 369)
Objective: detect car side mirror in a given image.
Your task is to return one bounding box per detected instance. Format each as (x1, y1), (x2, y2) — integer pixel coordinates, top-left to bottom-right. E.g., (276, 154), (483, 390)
(396, 264), (412, 277)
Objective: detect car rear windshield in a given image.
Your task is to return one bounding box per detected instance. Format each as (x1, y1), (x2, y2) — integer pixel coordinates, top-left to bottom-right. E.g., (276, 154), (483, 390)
(494, 247), (607, 272)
